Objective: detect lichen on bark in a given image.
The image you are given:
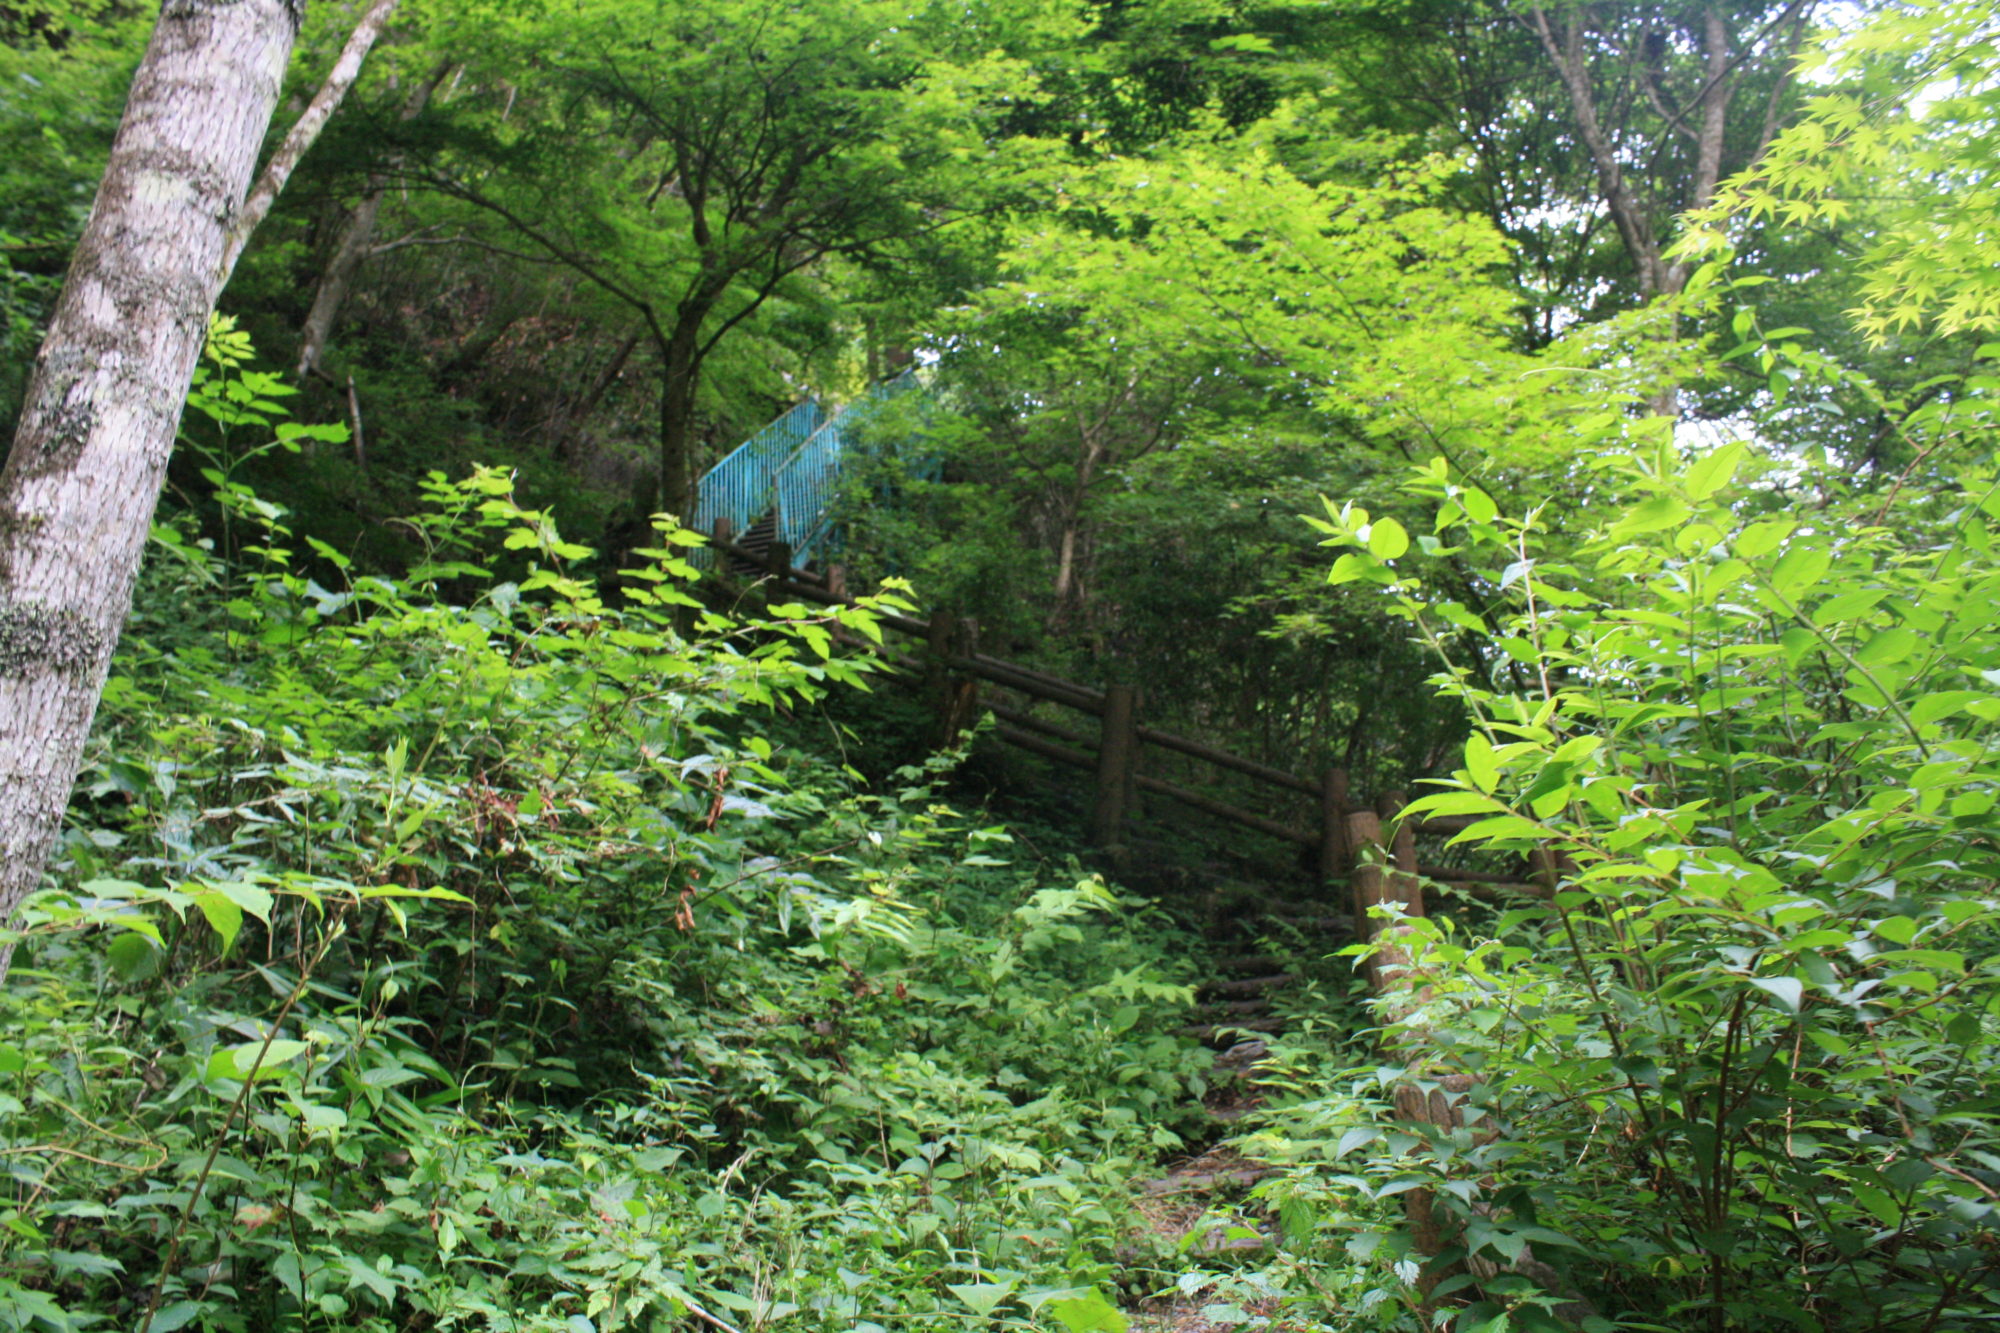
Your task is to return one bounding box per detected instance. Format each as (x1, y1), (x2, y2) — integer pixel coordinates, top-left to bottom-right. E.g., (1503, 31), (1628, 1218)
(0, 599), (103, 677)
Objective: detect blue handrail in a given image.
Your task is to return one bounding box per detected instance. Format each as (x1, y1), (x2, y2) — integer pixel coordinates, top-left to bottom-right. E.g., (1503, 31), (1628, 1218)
(776, 370), (918, 563)
(690, 399), (827, 559)
(692, 371), (921, 567)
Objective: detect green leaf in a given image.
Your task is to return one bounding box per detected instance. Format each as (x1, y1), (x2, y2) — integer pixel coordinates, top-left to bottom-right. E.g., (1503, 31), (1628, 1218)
(1856, 627), (1920, 666)
(147, 1303), (202, 1333)
(1464, 735), (1499, 794)
(1328, 552), (1378, 585)
(106, 932), (161, 983)
(1334, 1125), (1382, 1159)
(1367, 517), (1410, 559)
(1551, 736), (1601, 764)
(1614, 494), (1691, 536)
(1406, 790), (1508, 818)
(1750, 977), (1804, 1013)
(1813, 588), (1890, 624)
(194, 890), (243, 954)
(208, 1040), (310, 1082)
(1460, 486), (1498, 523)
(1684, 441), (1747, 499)
(1770, 545), (1831, 599)
(1735, 519), (1795, 558)
(947, 1282), (1016, 1317)
(1050, 1290), (1129, 1332)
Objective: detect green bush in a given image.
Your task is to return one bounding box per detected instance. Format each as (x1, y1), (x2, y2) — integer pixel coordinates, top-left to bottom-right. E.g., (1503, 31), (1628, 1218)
(1271, 423), (2000, 1329)
(0, 332), (1204, 1330)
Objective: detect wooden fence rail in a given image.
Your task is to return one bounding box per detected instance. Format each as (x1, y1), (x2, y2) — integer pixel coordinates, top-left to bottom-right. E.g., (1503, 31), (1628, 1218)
(707, 532), (1542, 897)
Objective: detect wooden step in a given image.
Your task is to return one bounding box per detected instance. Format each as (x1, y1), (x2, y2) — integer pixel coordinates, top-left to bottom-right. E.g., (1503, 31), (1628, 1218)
(1261, 914), (1355, 933)
(1200, 973), (1294, 998)
(1190, 998), (1272, 1019)
(1142, 1167), (1268, 1195)
(1181, 1017), (1285, 1043)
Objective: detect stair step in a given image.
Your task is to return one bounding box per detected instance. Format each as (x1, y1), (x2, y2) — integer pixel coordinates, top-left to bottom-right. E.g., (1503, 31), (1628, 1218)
(1262, 914), (1355, 933)
(1181, 1017), (1285, 1043)
(1142, 1167), (1268, 1195)
(1200, 973), (1294, 997)
(1213, 954), (1284, 973)
(1191, 999), (1272, 1019)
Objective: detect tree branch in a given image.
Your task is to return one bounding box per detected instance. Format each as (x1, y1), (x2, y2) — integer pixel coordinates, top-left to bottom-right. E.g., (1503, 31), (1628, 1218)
(221, 0), (402, 283)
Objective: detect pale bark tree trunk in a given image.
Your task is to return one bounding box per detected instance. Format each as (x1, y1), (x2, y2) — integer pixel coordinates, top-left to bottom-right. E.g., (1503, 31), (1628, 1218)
(297, 58), (450, 379)
(0, 0), (396, 978)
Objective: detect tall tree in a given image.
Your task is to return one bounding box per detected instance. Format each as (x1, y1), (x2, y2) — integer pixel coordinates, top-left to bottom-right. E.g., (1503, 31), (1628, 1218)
(411, 0), (1025, 518)
(0, 0), (396, 972)
(1272, 0), (1817, 342)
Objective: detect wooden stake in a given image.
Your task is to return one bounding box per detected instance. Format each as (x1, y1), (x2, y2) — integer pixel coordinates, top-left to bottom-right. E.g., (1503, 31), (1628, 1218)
(1319, 766), (1350, 890)
(1090, 684), (1139, 853)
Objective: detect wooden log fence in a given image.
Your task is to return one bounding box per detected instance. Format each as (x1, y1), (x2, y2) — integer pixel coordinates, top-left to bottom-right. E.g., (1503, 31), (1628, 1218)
(704, 530), (1515, 886)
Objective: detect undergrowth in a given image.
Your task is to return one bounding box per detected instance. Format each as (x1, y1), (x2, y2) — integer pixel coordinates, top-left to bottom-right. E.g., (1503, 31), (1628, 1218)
(0, 330), (1210, 1332)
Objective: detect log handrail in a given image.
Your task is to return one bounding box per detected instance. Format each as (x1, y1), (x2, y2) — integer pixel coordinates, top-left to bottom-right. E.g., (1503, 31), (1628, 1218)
(708, 547), (1502, 882)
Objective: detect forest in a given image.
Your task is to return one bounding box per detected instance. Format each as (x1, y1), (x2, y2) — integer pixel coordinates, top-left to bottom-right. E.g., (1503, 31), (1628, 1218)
(0, 0), (1995, 1329)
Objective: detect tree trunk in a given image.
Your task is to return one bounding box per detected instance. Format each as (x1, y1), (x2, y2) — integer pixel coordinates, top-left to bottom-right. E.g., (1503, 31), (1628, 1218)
(658, 325), (703, 519)
(297, 188), (383, 378)
(296, 58), (449, 379)
(0, 0), (386, 977)
(1048, 441), (1101, 627)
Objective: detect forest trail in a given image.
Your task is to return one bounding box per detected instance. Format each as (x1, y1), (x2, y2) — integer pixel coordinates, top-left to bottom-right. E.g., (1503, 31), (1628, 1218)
(1117, 864), (1357, 1331)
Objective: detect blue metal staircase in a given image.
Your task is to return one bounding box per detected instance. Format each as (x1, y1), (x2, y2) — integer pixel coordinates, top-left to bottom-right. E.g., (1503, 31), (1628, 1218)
(690, 370), (920, 568)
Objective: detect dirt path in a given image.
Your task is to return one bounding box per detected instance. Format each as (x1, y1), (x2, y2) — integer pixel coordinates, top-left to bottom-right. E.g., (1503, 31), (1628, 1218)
(1122, 1037), (1282, 1332)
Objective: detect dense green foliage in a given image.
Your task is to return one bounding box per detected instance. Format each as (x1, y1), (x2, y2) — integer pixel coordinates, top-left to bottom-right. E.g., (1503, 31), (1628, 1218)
(1, 344), (1210, 1329)
(6, 0), (2000, 1328)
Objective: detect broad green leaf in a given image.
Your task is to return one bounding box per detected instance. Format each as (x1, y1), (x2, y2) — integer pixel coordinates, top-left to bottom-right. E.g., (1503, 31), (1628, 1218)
(1406, 790), (1509, 818)
(1684, 440), (1747, 499)
(1813, 588), (1890, 625)
(106, 932), (160, 983)
(1367, 517), (1410, 559)
(1464, 735), (1499, 794)
(194, 890), (243, 954)
(1050, 1291), (1129, 1333)
(1856, 627), (1920, 666)
(1770, 545), (1831, 599)
(1614, 494), (1691, 536)
(208, 1040), (311, 1082)
(1735, 519), (1795, 558)
(947, 1282), (1016, 1317)
(1750, 976), (1804, 1013)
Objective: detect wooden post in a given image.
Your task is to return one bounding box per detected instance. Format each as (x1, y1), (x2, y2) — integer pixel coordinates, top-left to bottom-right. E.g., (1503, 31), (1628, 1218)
(924, 610), (984, 749)
(826, 563), (847, 601)
(709, 518), (734, 580)
(937, 617), (982, 745)
(1319, 766), (1350, 891)
(1090, 684), (1139, 854)
(1347, 809), (1388, 951)
(1381, 788), (1423, 916)
(1353, 798), (1457, 1302)
(924, 609), (955, 741)
(766, 539), (792, 580)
